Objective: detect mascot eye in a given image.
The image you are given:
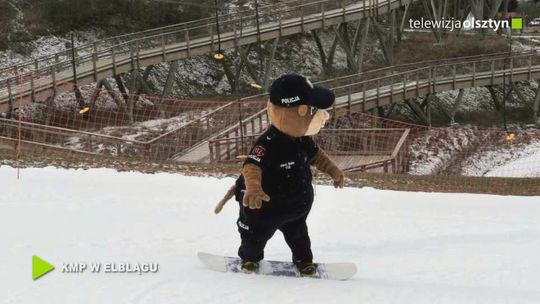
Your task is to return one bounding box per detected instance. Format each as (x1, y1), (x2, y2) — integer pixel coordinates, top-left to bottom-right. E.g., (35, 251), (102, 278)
(309, 106), (318, 116)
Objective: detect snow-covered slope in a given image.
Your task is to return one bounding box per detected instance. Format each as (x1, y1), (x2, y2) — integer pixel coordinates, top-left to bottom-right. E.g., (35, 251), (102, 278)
(485, 145), (540, 177)
(1, 166), (539, 304)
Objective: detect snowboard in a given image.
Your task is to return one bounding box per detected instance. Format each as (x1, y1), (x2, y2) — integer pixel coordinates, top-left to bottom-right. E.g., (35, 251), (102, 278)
(198, 252), (356, 280)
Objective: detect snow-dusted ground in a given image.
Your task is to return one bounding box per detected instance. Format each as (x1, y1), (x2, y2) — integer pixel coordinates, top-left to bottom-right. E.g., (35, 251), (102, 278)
(409, 127), (540, 177)
(486, 146), (540, 177)
(1, 166), (539, 303)
(466, 140), (540, 178)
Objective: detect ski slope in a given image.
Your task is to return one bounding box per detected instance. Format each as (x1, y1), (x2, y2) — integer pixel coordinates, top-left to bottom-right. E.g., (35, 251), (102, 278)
(1, 166), (539, 304)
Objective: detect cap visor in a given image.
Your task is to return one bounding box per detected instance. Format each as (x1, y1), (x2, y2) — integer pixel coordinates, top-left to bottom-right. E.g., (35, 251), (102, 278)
(308, 85), (335, 109)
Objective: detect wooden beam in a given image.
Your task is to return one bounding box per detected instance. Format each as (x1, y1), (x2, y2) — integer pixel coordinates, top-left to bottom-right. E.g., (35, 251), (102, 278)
(162, 60), (179, 97)
(398, 4), (410, 43)
(312, 30), (327, 70)
(103, 78), (125, 110)
(356, 18), (370, 72)
(405, 99), (429, 124)
(371, 17), (393, 65)
(487, 85), (501, 111)
(333, 24), (357, 71)
(384, 102), (397, 118)
(114, 74), (129, 103)
(136, 72), (153, 95)
(238, 44), (260, 83)
(533, 82), (540, 124)
(450, 88), (465, 124)
(426, 94), (432, 126)
(512, 83), (533, 111)
(89, 80), (104, 110)
(263, 38), (280, 89)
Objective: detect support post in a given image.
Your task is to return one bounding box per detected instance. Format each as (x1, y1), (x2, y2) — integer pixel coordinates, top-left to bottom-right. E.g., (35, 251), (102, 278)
(487, 86), (501, 112)
(263, 38), (280, 89)
(450, 89), (465, 125)
(405, 99), (429, 124)
(162, 61), (179, 98)
(533, 82), (540, 125)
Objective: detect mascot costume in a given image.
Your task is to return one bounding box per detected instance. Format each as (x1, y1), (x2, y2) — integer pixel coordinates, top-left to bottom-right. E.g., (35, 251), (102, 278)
(215, 73), (344, 276)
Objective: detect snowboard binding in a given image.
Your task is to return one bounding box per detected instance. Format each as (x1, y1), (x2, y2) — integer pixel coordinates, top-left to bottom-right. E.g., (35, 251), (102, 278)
(295, 261), (317, 276)
(241, 260), (259, 274)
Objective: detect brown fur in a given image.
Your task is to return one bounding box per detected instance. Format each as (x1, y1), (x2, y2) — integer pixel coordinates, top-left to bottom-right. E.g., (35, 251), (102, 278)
(310, 149), (345, 188)
(241, 163), (270, 209)
(214, 184), (236, 214)
(267, 102), (313, 137)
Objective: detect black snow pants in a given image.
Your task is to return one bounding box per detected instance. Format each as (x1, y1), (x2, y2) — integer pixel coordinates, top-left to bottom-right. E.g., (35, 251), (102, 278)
(236, 195), (313, 263)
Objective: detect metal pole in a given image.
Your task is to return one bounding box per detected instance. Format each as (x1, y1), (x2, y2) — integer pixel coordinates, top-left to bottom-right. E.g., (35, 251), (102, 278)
(71, 33), (87, 113)
(502, 30), (512, 133)
(255, 0), (263, 82)
(71, 32), (78, 89)
(238, 101), (245, 154)
(214, 0), (221, 54)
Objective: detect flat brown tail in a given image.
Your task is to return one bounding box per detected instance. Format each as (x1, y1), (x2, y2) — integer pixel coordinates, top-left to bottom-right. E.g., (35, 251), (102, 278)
(214, 184), (236, 214)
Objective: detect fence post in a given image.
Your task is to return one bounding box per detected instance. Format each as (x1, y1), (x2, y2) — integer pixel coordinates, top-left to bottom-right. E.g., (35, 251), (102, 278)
(491, 60), (496, 85)
(185, 30), (191, 57)
(528, 55), (532, 80)
(472, 61), (476, 87)
(341, 0), (346, 23)
(347, 86), (351, 112)
(111, 47), (117, 76)
(362, 82), (366, 112)
(390, 74), (394, 104)
(321, 3), (326, 28)
(209, 140), (215, 163)
(136, 40), (141, 70)
(376, 79), (380, 108)
(161, 35), (167, 62)
(432, 66), (437, 93)
(509, 57), (514, 83)
(238, 101), (245, 155)
(54, 54), (60, 72)
(452, 64), (457, 89)
(416, 70), (420, 97)
(402, 73), (407, 100)
(51, 66), (57, 95)
(209, 25), (215, 53)
(30, 74), (35, 102)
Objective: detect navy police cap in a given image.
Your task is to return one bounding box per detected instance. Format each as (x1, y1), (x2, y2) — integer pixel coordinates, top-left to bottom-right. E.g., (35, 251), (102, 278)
(269, 73), (335, 109)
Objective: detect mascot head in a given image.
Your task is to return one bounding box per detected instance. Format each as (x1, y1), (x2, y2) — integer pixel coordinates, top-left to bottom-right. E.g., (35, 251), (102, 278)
(267, 73), (335, 137)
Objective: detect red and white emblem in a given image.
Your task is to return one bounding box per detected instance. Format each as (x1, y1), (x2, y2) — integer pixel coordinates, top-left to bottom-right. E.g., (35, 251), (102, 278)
(252, 145), (266, 157)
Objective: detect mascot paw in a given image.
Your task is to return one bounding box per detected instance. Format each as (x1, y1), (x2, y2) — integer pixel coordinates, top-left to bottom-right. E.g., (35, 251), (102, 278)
(332, 170), (345, 189)
(242, 190), (271, 209)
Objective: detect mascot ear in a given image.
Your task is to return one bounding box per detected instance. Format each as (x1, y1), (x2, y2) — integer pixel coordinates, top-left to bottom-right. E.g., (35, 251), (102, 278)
(297, 105), (308, 117)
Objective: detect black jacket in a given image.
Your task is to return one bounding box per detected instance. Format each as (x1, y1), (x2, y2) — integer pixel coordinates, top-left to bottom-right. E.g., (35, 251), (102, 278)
(235, 125), (318, 213)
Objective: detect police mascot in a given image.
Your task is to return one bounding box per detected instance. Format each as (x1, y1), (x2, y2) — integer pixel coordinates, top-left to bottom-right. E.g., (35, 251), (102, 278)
(215, 73), (344, 275)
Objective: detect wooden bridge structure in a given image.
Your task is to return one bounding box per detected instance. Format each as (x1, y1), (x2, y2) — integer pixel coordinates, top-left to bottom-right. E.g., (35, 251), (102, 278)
(2, 49), (540, 173)
(0, 0), (414, 113)
(174, 50), (540, 167)
(1, 0), (540, 173)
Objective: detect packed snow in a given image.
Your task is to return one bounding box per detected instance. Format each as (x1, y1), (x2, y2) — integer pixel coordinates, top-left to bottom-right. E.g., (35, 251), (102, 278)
(1, 166), (539, 304)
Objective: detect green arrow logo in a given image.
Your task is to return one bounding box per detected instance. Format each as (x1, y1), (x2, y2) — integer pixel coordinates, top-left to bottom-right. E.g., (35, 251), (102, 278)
(32, 256), (55, 280)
